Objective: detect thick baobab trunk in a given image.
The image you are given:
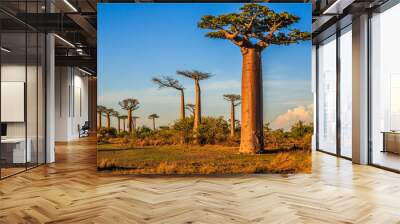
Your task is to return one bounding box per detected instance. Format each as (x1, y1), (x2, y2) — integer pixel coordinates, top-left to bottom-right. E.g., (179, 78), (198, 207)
(128, 109), (132, 134)
(97, 112), (102, 130)
(230, 101), (235, 138)
(194, 80), (201, 130)
(239, 47), (264, 154)
(180, 90), (185, 120)
(106, 114), (111, 129)
(152, 118), (156, 130)
(123, 119), (126, 132)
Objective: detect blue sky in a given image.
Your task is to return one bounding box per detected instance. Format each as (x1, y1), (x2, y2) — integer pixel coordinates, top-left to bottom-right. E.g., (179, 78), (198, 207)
(98, 3), (313, 129)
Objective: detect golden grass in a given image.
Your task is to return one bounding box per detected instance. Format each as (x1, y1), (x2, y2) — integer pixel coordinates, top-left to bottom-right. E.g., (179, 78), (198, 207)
(97, 144), (311, 174)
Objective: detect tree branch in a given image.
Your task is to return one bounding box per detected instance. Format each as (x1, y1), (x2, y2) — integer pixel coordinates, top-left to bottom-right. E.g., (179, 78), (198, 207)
(256, 21), (282, 49)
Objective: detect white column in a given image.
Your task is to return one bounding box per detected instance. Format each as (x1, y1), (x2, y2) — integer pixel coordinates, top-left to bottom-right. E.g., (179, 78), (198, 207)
(352, 14), (369, 164)
(46, 32), (55, 163)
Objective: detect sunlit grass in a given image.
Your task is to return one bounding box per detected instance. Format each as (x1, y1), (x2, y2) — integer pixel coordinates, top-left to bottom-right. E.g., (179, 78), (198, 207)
(97, 144), (311, 174)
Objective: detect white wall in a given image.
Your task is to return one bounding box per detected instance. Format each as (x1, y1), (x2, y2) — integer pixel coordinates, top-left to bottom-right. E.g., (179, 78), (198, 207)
(1, 65), (26, 139)
(1, 65), (39, 138)
(55, 67), (89, 141)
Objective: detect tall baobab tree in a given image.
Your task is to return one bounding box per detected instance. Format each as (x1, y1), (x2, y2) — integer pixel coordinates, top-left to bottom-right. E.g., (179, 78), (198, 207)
(103, 108), (116, 129)
(177, 70), (212, 131)
(198, 4), (310, 153)
(185, 103), (195, 117)
(148, 114), (159, 131)
(97, 105), (106, 130)
(223, 94), (241, 138)
(119, 98), (140, 134)
(152, 76), (186, 120)
(119, 115), (128, 132)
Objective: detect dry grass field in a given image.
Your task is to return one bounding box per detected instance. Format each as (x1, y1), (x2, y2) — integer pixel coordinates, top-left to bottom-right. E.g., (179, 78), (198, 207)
(97, 144), (311, 174)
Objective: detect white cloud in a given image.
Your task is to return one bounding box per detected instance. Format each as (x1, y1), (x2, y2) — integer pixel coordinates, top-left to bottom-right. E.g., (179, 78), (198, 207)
(270, 104), (313, 130)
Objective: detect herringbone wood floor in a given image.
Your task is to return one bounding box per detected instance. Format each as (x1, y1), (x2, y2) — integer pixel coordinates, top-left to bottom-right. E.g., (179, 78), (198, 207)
(1, 138), (400, 224)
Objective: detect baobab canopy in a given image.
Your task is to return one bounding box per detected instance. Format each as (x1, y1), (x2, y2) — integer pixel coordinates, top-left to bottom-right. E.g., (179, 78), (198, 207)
(152, 76), (184, 91)
(176, 70), (212, 81)
(198, 3), (311, 50)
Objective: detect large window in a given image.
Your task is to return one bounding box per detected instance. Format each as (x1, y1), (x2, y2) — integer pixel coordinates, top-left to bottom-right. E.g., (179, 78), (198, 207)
(339, 26), (352, 158)
(370, 3), (400, 171)
(0, 2), (46, 179)
(317, 35), (337, 154)
(316, 25), (353, 159)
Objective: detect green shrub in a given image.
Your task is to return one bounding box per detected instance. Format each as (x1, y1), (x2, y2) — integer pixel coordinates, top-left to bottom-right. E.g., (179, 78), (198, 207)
(98, 127), (117, 137)
(117, 130), (129, 137)
(197, 116), (229, 144)
(98, 116), (312, 150)
(134, 126), (153, 139)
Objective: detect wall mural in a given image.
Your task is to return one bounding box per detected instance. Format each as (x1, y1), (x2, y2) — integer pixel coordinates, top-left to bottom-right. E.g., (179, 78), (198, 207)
(97, 3), (313, 174)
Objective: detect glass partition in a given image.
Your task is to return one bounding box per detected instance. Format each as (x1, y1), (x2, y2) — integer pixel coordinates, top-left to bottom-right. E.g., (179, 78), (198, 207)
(1, 31), (28, 177)
(0, 1), (46, 179)
(317, 35), (337, 154)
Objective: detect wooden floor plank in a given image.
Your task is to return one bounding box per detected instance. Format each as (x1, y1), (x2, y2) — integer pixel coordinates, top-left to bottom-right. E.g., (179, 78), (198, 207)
(0, 137), (399, 223)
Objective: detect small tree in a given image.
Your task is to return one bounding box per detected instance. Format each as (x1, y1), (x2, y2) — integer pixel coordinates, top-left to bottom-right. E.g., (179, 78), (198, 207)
(198, 3), (310, 153)
(96, 105), (106, 130)
(119, 99), (140, 134)
(223, 94), (241, 138)
(148, 114), (159, 131)
(152, 76), (186, 120)
(177, 70), (212, 131)
(290, 121), (313, 139)
(173, 117), (194, 144)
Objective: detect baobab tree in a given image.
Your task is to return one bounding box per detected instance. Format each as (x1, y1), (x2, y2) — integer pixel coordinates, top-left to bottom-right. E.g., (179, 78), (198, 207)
(119, 98), (140, 134)
(148, 114), (159, 131)
(152, 76), (186, 119)
(103, 108), (116, 129)
(97, 105), (106, 130)
(177, 70), (212, 131)
(198, 3), (310, 153)
(185, 103), (195, 117)
(223, 94), (241, 138)
(119, 115), (128, 132)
